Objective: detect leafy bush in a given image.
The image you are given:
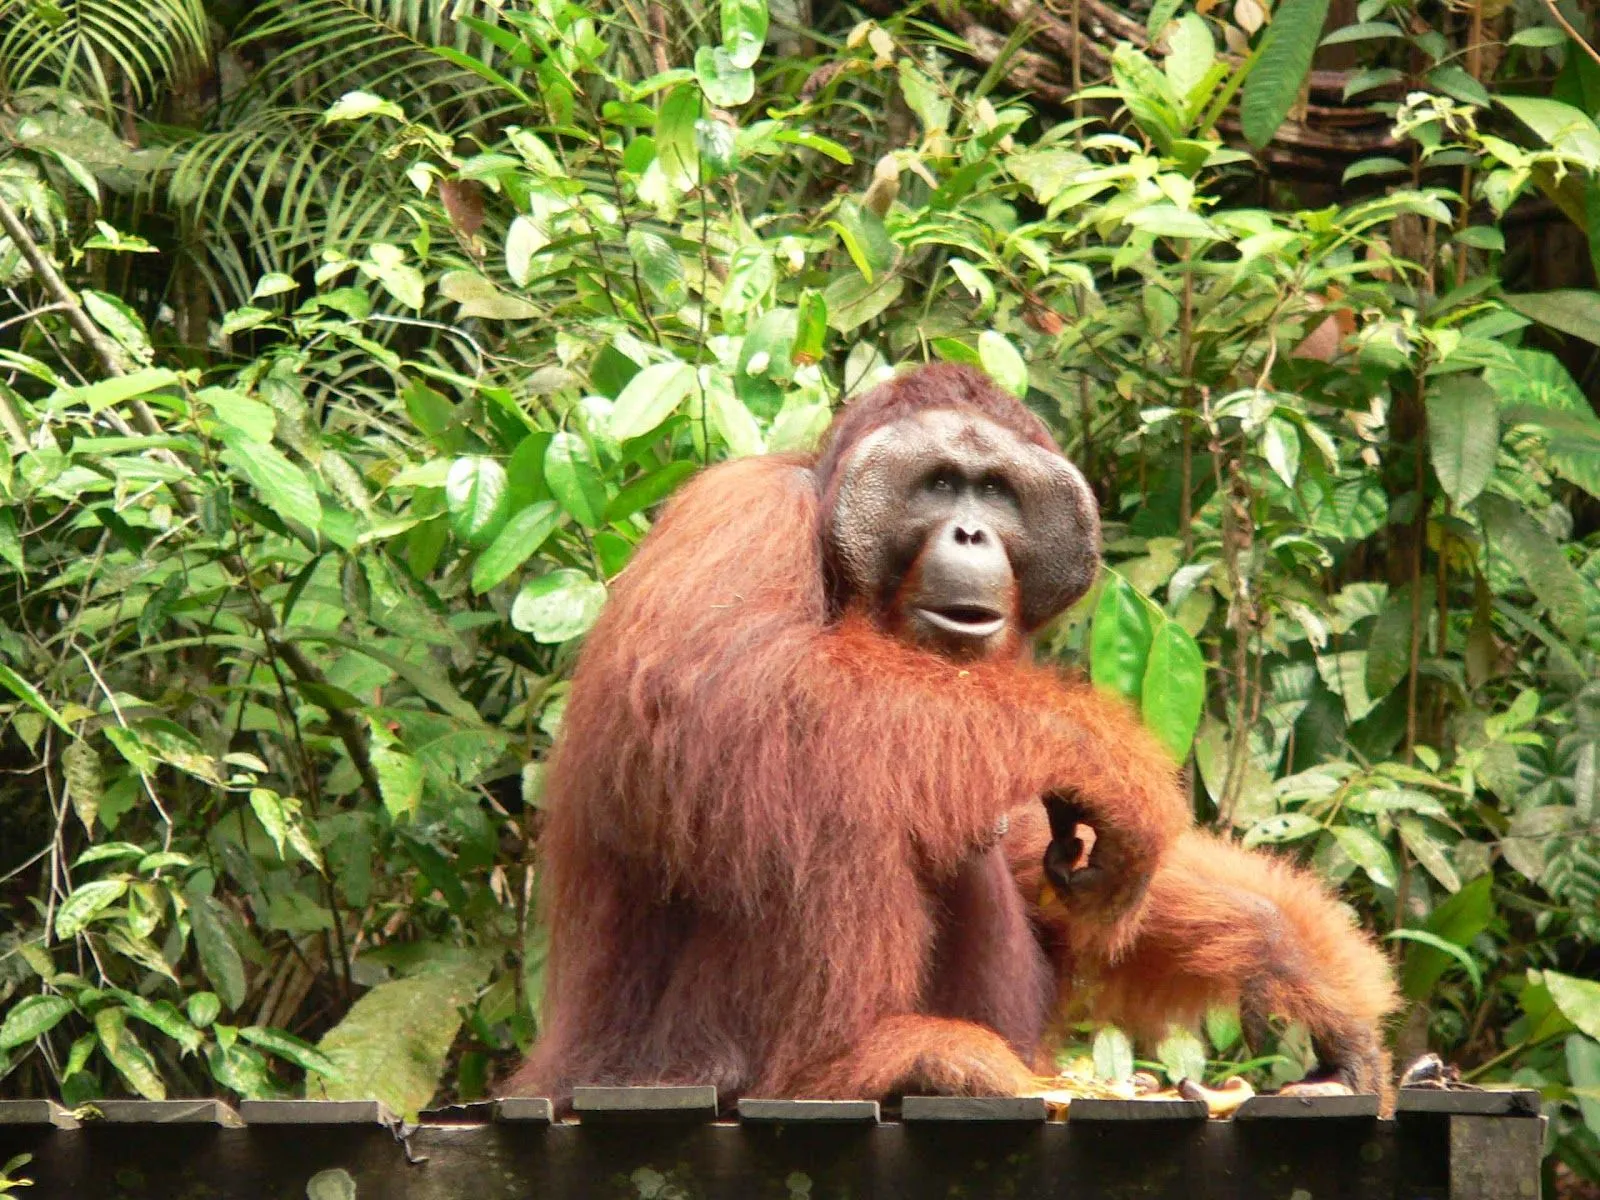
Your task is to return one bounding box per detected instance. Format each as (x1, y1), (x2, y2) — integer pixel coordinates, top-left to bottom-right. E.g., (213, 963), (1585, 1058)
(1, 0), (1598, 1183)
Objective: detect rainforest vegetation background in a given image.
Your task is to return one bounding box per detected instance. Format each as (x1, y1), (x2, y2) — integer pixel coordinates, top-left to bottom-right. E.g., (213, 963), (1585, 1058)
(0, 0), (1598, 1188)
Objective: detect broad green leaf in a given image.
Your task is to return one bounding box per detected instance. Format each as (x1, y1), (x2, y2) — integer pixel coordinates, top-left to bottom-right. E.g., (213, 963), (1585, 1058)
(1426, 374), (1499, 506)
(54, 878), (127, 939)
(512, 570), (608, 643)
(609, 362), (696, 441)
(721, 0), (768, 67)
(1205, 1006), (1242, 1053)
(707, 372), (765, 457)
(1497, 96), (1600, 168)
(1156, 1027), (1208, 1084)
(1125, 204), (1223, 240)
(371, 746), (423, 820)
(1242, 811), (1323, 847)
(1241, 0), (1332, 149)
(360, 244), (425, 310)
(323, 91), (404, 122)
(1164, 14), (1215, 106)
(1317, 650), (1377, 722)
(220, 429), (322, 531)
(1146, 0), (1182, 34)
(1092, 1026), (1135, 1082)
(249, 788), (290, 859)
(438, 271), (539, 320)
(1141, 621), (1205, 761)
(722, 246), (776, 317)
(1385, 930), (1481, 994)
(1484, 348), (1600, 496)
(1261, 417), (1300, 487)
(186, 887), (248, 1011)
(898, 61), (951, 134)
(505, 216), (547, 287)
(1330, 825), (1397, 889)
(0, 994), (74, 1050)
(187, 993), (221, 1028)
(978, 332), (1027, 397)
(694, 45), (754, 106)
(1365, 584), (1414, 700)
(1402, 875), (1492, 999)
(1397, 816), (1462, 894)
(544, 432), (608, 529)
(46, 367), (177, 416)
(0, 662), (74, 734)
(600, 463), (693, 528)
(1090, 575), (1153, 702)
(1478, 493), (1588, 641)
(109, 988), (202, 1053)
(626, 230), (686, 301)
(824, 273), (904, 333)
(1320, 20), (1403, 44)
(94, 1008), (165, 1099)
(1567, 1035), (1600, 1136)
(445, 456), (511, 549)
(1502, 289), (1600, 346)
(657, 85), (701, 189)
(472, 502), (561, 594)
(237, 1026), (344, 1079)
(311, 960), (490, 1119)
(1546, 970), (1600, 1041)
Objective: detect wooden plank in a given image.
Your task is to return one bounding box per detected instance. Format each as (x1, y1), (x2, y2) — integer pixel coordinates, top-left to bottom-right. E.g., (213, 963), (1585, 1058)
(738, 1098), (880, 1122)
(493, 1098), (554, 1123)
(240, 1099), (393, 1125)
(1398, 1087), (1541, 1116)
(1234, 1093), (1380, 1120)
(901, 1095), (1046, 1121)
(1068, 1097), (1208, 1121)
(88, 1099), (242, 1126)
(1449, 1113), (1544, 1200)
(0, 1100), (78, 1128)
(571, 1085), (718, 1120)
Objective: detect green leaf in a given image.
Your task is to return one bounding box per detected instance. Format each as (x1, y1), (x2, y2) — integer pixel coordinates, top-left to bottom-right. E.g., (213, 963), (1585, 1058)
(609, 362), (697, 442)
(607, 461), (696, 523)
(46, 367), (178, 416)
(1164, 14), (1216, 106)
(511, 570), (608, 643)
(323, 91), (404, 122)
(1125, 205), (1223, 240)
(1320, 20), (1402, 45)
(1496, 96), (1600, 168)
(445, 456), (511, 549)
(1330, 825), (1397, 889)
(977, 332), (1027, 397)
(109, 988), (202, 1053)
(1396, 816), (1462, 894)
(1141, 621), (1205, 761)
(544, 433), (608, 530)
(1402, 874), (1492, 1000)
(360, 244), (425, 311)
(1156, 1027), (1208, 1084)
(694, 45), (754, 106)
(626, 230), (686, 301)
(505, 216), (547, 288)
(707, 372), (765, 457)
(1241, 0), (1332, 149)
(721, 0), (768, 67)
(94, 1008), (165, 1099)
(187, 993), (221, 1028)
(237, 1025), (344, 1079)
(1426, 373), (1499, 506)
(1502, 289), (1600, 346)
(472, 502), (561, 594)
(1090, 575), (1153, 702)
(1364, 584), (1414, 700)
(1567, 1035), (1600, 1136)
(1092, 1026), (1135, 1082)
(371, 746), (423, 820)
(186, 887), (248, 1011)
(311, 960), (489, 1120)
(1385, 929), (1481, 994)
(54, 878), (127, 939)
(657, 85), (702, 189)
(438, 271), (538, 320)
(0, 662), (74, 734)
(1546, 970), (1600, 1041)
(1478, 493), (1588, 641)
(1242, 811), (1323, 847)
(0, 995), (74, 1050)
(1146, 0), (1182, 34)
(219, 429), (322, 532)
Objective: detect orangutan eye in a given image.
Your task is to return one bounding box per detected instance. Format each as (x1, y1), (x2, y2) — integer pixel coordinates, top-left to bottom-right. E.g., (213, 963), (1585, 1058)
(925, 469), (959, 495)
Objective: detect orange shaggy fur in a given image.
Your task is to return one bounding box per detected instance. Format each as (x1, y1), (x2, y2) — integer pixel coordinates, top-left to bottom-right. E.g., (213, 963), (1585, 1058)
(505, 364), (1397, 1107)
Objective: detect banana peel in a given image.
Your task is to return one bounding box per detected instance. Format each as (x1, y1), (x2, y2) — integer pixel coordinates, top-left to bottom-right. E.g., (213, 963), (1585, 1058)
(1024, 1065), (1259, 1119)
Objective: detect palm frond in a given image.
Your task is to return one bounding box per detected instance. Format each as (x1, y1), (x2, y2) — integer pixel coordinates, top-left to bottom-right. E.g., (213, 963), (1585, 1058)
(0, 0), (208, 110)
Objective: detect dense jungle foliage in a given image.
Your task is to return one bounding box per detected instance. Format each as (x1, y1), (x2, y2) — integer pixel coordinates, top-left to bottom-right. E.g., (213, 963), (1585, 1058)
(0, 0), (1598, 1187)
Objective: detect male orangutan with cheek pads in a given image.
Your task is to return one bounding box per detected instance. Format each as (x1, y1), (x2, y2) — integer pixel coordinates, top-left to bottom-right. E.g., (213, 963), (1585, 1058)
(505, 362), (1396, 1109)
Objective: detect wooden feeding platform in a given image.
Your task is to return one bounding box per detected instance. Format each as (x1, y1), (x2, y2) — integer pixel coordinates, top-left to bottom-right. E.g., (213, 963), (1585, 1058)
(0, 1085), (1544, 1198)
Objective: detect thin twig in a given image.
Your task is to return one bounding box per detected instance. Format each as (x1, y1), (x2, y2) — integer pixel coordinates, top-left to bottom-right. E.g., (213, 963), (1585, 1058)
(1542, 0), (1600, 68)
